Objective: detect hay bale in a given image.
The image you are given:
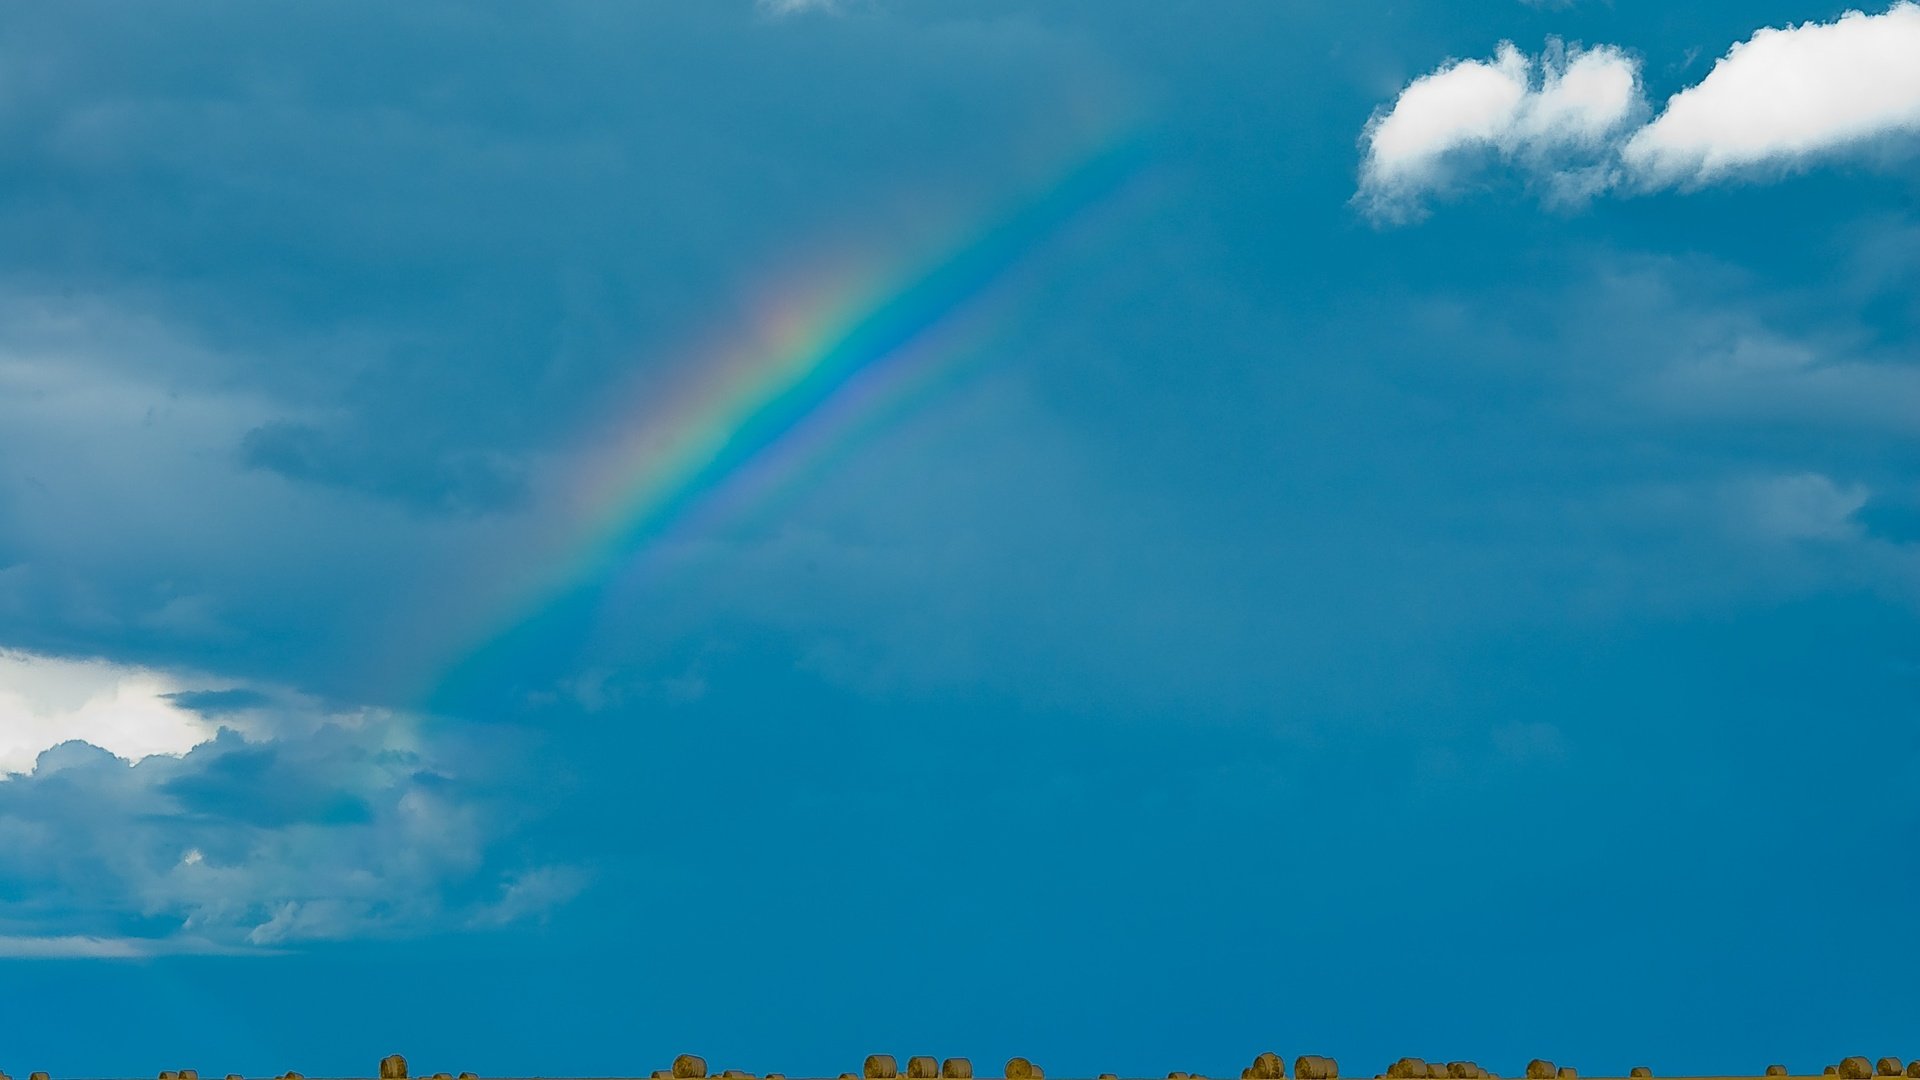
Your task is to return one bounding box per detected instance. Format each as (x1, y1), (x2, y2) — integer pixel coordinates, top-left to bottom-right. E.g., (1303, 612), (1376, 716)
(161, 1072), (179, 1079)
(433, 1073), (451, 1080)
(1006, 1060), (1041, 1080)
(1557, 1070), (1576, 1079)
(1629, 1069), (1650, 1077)
(1387, 1059), (1419, 1078)
(382, 1058), (409, 1080)
(1827, 1069), (1839, 1076)
(1170, 1072), (1190, 1077)
(1877, 1061), (1903, 1076)
(943, 1062), (973, 1079)
(1765, 1068), (1787, 1076)
(1906, 1065), (1920, 1079)
(653, 1072), (672, 1078)
(867, 1057), (900, 1080)
(1296, 1057), (1338, 1080)
(909, 1059), (939, 1079)
(1843, 1060), (1874, 1079)
(1427, 1067), (1447, 1078)
(722, 1071), (751, 1078)
(460, 1074), (478, 1080)
(1253, 1053), (1286, 1080)
(1449, 1064), (1473, 1078)
(1525, 1063), (1555, 1080)
(841, 1073), (859, 1079)
(30, 1073), (49, 1080)
(674, 1057), (709, 1080)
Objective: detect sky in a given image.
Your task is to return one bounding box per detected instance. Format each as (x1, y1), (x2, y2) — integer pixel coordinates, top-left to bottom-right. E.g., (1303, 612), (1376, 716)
(1, 0), (1918, 1076)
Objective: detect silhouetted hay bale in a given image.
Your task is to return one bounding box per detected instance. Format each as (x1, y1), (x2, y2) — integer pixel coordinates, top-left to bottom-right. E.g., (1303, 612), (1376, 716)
(1525, 1062), (1555, 1080)
(1007, 1059), (1041, 1080)
(1296, 1057), (1338, 1080)
(943, 1062), (972, 1079)
(1765, 1067), (1787, 1076)
(1629, 1068), (1650, 1077)
(1877, 1060), (1903, 1076)
(1842, 1059), (1874, 1079)
(674, 1057), (709, 1080)
(866, 1057), (899, 1080)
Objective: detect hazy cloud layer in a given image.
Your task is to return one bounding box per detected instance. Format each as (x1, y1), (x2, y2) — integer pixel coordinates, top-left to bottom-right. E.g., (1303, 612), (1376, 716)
(1360, 3), (1920, 217)
(0, 649), (582, 956)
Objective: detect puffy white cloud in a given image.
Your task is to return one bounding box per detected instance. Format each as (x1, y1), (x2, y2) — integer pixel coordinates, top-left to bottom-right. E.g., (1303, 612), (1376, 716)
(1359, 4), (1920, 217)
(1358, 42), (1641, 218)
(1625, 3), (1920, 184)
(0, 649), (584, 956)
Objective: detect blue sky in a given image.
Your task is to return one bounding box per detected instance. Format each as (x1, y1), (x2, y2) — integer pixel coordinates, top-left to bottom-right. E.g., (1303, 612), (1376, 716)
(1, 0), (1917, 1075)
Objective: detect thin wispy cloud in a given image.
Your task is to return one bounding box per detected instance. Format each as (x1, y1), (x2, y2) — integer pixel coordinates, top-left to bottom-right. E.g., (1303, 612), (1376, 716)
(1359, 3), (1920, 219)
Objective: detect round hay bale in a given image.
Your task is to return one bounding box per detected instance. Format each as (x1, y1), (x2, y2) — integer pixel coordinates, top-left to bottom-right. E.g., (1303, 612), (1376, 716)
(770, 1074), (787, 1080)
(433, 1073), (451, 1080)
(1526, 1062), (1555, 1080)
(1630, 1069), (1650, 1077)
(1877, 1061), (1902, 1076)
(1557, 1069), (1576, 1079)
(909, 1058), (939, 1079)
(674, 1057), (710, 1080)
(867, 1057), (900, 1080)
(162, 1072), (179, 1078)
(1170, 1072), (1190, 1078)
(1427, 1066), (1447, 1078)
(841, 1074), (859, 1079)
(943, 1061), (973, 1079)
(1906, 1065), (1920, 1079)
(1765, 1068), (1787, 1076)
(1843, 1059), (1874, 1079)
(461, 1074), (478, 1080)
(181, 1071), (199, 1080)
(1244, 1069), (1254, 1078)
(722, 1071), (751, 1078)
(30, 1073), (49, 1080)
(1254, 1053), (1286, 1080)
(653, 1072), (672, 1078)
(1006, 1059), (1040, 1080)
(1296, 1057), (1338, 1080)
(1827, 1069), (1839, 1076)
(1449, 1063), (1473, 1078)
(382, 1058), (409, 1080)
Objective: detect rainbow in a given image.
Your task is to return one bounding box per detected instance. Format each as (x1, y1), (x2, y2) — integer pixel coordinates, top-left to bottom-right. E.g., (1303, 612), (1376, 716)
(424, 133), (1155, 711)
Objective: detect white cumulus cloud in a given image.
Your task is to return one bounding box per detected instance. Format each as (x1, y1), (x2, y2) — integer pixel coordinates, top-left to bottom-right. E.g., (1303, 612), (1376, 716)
(1358, 41), (1642, 219)
(1358, 3), (1920, 218)
(1624, 2), (1920, 185)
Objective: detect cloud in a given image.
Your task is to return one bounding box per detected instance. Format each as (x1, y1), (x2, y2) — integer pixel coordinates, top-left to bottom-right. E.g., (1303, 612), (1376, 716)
(1624, 3), (1920, 185)
(1359, 4), (1920, 217)
(756, 0), (844, 14)
(1357, 41), (1641, 219)
(0, 649), (584, 955)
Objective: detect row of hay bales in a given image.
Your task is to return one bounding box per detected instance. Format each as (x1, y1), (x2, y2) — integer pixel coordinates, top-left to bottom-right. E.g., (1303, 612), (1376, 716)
(1825, 1059), (1920, 1078)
